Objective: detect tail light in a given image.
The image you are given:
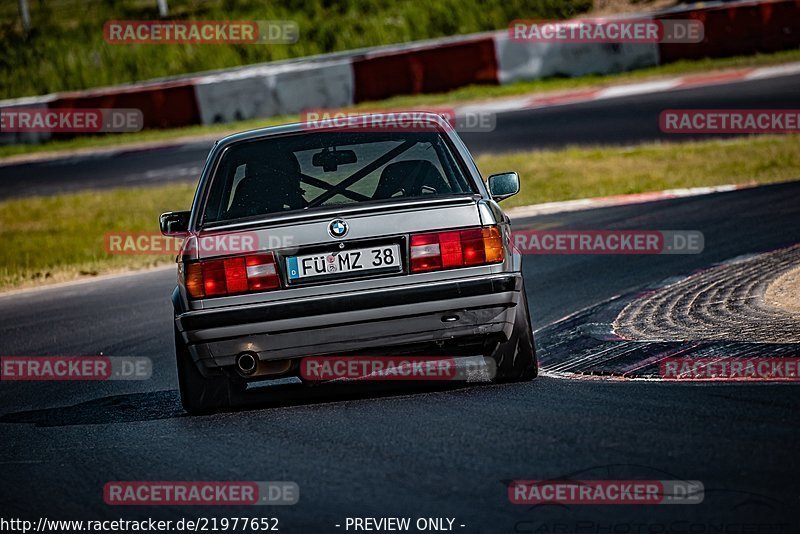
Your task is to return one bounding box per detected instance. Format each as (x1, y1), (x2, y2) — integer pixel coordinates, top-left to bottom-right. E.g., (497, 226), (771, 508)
(410, 226), (504, 273)
(185, 253), (280, 299)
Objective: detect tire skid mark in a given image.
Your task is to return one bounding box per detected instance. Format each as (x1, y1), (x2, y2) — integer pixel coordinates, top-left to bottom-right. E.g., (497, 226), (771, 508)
(537, 246), (800, 381)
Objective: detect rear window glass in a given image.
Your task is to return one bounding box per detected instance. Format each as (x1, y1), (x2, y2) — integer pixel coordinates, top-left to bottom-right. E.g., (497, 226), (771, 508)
(202, 130), (474, 224)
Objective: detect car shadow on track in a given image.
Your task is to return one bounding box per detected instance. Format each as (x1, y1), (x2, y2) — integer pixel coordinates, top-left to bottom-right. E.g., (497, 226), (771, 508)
(0, 379), (493, 426)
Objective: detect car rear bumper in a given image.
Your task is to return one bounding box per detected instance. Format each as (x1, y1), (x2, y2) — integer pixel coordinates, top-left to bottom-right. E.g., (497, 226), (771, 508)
(175, 272), (523, 369)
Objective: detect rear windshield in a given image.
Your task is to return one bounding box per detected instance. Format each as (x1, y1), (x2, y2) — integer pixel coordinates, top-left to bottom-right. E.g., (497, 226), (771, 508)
(201, 130), (474, 224)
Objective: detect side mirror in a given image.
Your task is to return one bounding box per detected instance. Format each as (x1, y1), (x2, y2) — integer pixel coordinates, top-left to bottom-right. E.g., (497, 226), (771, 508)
(159, 211), (190, 237)
(487, 171), (520, 202)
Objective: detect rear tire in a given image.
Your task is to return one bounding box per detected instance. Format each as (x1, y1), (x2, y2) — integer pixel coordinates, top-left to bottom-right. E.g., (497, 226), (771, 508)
(492, 284), (538, 382)
(175, 327), (242, 415)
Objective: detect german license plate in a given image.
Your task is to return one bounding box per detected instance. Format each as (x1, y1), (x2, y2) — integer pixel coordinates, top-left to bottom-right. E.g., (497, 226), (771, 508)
(286, 244), (401, 281)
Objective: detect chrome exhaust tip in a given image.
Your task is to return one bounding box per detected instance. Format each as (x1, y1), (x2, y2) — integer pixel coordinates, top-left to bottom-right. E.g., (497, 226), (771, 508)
(235, 352), (258, 376)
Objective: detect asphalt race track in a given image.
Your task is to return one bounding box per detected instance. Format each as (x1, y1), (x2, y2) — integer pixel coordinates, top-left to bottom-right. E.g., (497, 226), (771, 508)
(0, 72), (798, 199)
(1, 73), (799, 532)
(1, 180), (799, 531)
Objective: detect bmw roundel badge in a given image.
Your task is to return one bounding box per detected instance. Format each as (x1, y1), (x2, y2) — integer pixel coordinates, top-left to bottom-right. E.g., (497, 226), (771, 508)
(328, 219), (349, 238)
